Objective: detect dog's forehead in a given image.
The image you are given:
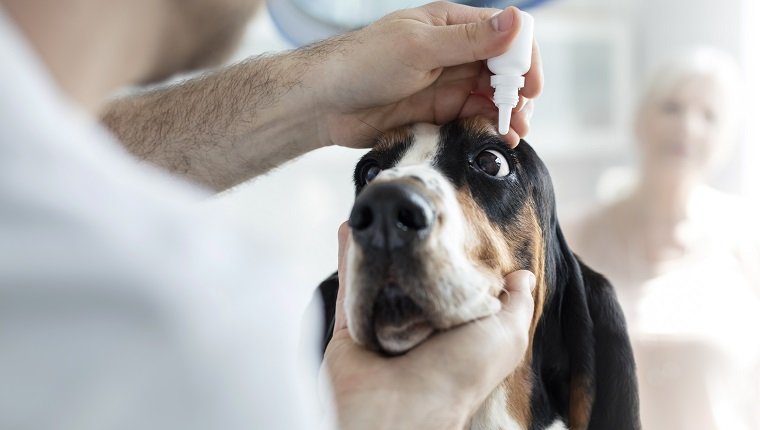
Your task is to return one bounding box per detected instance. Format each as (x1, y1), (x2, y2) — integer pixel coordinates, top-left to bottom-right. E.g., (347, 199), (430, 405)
(377, 118), (500, 167)
(370, 123), (442, 167)
(396, 124), (442, 166)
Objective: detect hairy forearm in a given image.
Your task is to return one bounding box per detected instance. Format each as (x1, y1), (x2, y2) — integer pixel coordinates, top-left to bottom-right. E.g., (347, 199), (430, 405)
(101, 40), (348, 191)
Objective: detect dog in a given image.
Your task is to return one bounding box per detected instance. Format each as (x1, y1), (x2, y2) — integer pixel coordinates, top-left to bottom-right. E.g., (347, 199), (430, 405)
(317, 117), (640, 429)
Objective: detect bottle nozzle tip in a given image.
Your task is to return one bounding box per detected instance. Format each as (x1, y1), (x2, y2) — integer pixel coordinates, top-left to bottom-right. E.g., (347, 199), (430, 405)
(498, 105), (511, 135)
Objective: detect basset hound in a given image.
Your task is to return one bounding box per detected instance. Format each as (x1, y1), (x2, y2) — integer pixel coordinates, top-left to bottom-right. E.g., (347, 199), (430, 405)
(317, 117), (640, 429)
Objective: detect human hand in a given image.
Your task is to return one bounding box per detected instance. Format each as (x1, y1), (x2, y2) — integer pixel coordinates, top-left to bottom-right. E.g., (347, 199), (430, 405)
(315, 2), (543, 149)
(321, 223), (536, 430)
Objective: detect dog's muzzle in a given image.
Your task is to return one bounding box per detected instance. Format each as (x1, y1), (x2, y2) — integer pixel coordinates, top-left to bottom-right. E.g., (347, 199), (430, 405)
(347, 180), (438, 354)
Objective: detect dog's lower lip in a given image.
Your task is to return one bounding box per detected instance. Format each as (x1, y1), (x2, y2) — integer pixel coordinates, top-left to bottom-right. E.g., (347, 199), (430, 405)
(374, 316), (435, 355)
(400, 319), (431, 335)
(375, 316), (432, 338)
(376, 315), (426, 332)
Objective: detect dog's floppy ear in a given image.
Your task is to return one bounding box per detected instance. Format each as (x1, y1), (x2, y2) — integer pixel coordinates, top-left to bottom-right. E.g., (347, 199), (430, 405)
(543, 226), (598, 428)
(543, 225), (640, 429)
(579, 259), (641, 429)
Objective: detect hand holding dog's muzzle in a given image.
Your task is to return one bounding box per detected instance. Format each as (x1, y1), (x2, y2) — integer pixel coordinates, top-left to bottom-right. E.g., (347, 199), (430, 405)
(323, 222), (535, 430)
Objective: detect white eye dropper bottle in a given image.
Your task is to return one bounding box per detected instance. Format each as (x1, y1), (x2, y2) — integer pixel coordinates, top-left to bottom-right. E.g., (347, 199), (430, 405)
(487, 10), (534, 135)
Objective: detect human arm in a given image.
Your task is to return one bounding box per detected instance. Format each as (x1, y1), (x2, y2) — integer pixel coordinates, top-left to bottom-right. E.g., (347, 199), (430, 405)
(322, 223), (536, 430)
(101, 2), (542, 191)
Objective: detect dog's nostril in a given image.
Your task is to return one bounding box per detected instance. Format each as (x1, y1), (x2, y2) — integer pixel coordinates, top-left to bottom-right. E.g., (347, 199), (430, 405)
(397, 206), (430, 231)
(349, 204), (374, 231)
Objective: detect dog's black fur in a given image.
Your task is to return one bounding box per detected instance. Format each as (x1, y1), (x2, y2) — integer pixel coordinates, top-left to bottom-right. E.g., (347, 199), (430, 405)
(317, 120), (640, 429)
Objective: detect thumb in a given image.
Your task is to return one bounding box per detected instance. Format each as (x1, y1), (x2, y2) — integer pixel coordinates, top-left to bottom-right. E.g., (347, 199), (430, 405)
(333, 222), (350, 334)
(426, 6), (523, 68)
(498, 270), (536, 331)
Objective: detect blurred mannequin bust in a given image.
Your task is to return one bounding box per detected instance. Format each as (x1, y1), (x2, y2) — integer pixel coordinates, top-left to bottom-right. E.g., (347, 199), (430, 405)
(567, 48), (760, 429)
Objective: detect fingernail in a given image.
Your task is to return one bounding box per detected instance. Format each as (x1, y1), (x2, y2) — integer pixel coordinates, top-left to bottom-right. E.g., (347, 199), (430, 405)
(490, 8), (515, 33)
(528, 272), (536, 292)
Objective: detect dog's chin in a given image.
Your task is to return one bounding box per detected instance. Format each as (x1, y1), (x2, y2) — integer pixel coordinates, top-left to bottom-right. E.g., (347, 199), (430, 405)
(375, 318), (435, 355)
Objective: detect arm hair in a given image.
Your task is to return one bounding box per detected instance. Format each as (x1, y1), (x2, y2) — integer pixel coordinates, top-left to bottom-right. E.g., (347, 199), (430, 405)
(101, 35), (354, 191)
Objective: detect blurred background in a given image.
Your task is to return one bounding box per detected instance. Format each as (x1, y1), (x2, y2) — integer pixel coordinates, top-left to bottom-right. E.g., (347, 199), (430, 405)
(213, 0), (759, 289)
(211, 1), (760, 427)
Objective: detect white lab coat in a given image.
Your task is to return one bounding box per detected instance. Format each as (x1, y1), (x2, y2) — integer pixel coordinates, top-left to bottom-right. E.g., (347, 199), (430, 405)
(0, 9), (324, 430)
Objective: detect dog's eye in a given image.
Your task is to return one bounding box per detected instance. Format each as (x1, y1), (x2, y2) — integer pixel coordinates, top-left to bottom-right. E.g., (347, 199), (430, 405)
(474, 149), (509, 177)
(362, 164), (382, 184)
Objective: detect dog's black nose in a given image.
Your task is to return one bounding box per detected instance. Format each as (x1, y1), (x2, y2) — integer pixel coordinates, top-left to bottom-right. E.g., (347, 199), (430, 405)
(349, 182), (434, 250)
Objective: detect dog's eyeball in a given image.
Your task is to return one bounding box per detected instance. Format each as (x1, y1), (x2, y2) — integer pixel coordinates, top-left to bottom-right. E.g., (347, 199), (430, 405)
(475, 149), (509, 177)
(362, 164), (382, 184)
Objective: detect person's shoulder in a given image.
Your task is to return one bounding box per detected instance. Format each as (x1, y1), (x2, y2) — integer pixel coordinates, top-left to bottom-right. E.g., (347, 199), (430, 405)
(692, 186), (757, 233)
(566, 197), (630, 241)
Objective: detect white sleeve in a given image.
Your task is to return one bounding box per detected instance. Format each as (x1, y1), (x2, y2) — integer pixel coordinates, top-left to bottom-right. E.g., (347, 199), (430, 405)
(0, 285), (322, 430)
(0, 198), (325, 430)
(0, 131), (325, 430)
(0, 25), (328, 426)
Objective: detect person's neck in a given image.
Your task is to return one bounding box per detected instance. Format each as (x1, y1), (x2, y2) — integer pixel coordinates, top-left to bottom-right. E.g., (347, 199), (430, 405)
(631, 169), (700, 226)
(2, 0), (167, 114)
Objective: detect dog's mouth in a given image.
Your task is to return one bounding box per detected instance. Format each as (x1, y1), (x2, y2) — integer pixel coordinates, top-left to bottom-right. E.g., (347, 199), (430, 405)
(371, 280), (434, 355)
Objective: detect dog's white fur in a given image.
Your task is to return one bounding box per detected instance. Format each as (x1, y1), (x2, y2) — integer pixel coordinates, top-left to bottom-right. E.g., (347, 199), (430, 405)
(471, 385), (522, 430)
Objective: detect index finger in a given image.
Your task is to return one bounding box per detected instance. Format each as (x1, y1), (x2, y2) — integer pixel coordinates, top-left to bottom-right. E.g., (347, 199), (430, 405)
(521, 40), (543, 99)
